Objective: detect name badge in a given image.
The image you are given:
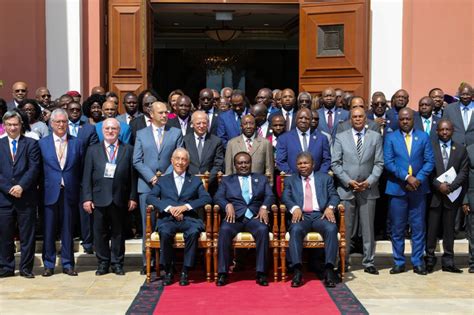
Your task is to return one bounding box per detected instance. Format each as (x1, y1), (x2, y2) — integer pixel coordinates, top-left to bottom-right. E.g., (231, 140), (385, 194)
(104, 163), (117, 178)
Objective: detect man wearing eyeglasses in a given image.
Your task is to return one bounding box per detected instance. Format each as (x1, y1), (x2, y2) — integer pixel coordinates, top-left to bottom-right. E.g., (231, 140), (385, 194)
(0, 111), (41, 278)
(35, 87), (53, 110)
(7, 81), (28, 110)
(133, 101), (183, 274)
(39, 108), (85, 277)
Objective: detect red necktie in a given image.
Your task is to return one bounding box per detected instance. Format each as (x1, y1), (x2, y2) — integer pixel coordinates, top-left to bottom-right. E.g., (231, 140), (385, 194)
(327, 110), (333, 130)
(303, 177), (313, 212)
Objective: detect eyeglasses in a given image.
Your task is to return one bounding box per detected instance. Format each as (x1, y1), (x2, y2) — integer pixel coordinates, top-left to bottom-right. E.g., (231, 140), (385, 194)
(68, 108), (81, 112)
(15, 89), (26, 93)
(5, 123), (20, 127)
(41, 94), (51, 98)
(52, 120), (68, 124)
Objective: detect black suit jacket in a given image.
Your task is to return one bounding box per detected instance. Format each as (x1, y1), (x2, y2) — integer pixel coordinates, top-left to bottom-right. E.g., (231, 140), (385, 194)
(82, 141), (138, 208)
(430, 139), (468, 208)
(166, 117), (193, 136)
(74, 121), (99, 152)
(183, 132), (224, 184)
(129, 115), (148, 145)
(414, 113), (440, 142)
(0, 136), (41, 208)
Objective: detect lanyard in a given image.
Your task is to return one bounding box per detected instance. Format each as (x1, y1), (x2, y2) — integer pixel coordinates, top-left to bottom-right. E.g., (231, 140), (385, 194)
(106, 143), (119, 163)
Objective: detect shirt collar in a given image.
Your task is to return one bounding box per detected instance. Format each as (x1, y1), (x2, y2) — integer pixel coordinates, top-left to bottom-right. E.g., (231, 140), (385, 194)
(53, 133), (67, 142)
(440, 139), (452, 147)
(352, 128), (365, 136)
(152, 123), (164, 131)
(324, 106), (336, 114)
(243, 134), (255, 142)
(69, 120), (80, 126)
(401, 129), (413, 137)
(104, 139), (119, 147)
(178, 116), (189, 124)
(194, 132), (206, 140)
(301, 172), (314, 181)
(173, 171), (185, 179)
(296, 127), (310, 136)
(282, 108), (293, 115)
(7, 135), (20, 142)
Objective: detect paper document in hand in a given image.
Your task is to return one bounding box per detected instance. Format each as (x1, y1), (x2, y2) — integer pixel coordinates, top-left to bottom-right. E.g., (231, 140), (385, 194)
(436, 167), (462, 202)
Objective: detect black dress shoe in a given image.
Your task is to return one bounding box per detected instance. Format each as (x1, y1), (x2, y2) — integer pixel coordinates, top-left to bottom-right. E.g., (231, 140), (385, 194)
(0, 270), (15, 278)
(163, 272), (174, 286)
(216, 273), (228, 286)
(63, 268), (78, 276)
(20, 271), (35, 278)
(291, 271), (303, 288)
(442, 265), (463, 273)
(469, 266), (474, 273)
(389, 265), (406, 274)
(256, 274), (269, 286)
(83, 247), (94, 255)
(363, 266), (379, 275)
(426, 264), (435, 273)
(324, 269), (337, 288)
(413, 265), (427, 275)
(112, 265), (125, 275)
(42, 268), (54, 277)
(95, 265), (109, 276)
(179, 272), (189, 286)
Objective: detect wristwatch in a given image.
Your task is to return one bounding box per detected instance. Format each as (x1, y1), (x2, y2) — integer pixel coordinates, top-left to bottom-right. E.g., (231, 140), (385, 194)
(328, 205), (335, 211)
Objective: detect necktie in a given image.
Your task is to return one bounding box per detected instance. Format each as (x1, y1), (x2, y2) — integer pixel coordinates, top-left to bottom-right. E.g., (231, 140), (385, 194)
(246, 138), (252, 151)
(405, 133), (412, 175)
(442, 143), (449, 169)
(156, 128), (162, 151)
(327, 110), (333, 130)
(176, 175), (184, 195)
(237, 113), (242, 126)
(356, 132), (362, 157)
(57, 138), (66, 169)
(70, 122), (79, 137)
(12, 139), (17, 160)
(303, 177), (313, 212)
(197, 136), (204, 161)
(462, 106), (470, 130)
(424, 119), (431, 135)
(241, 177), (254, 219)
(258, 127), (263, 138)
(285, 112), (291, 131)
(108, 144), (116, 163)
(301, 132), (308, 151)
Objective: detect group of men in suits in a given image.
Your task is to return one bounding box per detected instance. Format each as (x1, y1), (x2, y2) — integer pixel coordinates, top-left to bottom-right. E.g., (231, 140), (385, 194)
(2, 81), (474, 285)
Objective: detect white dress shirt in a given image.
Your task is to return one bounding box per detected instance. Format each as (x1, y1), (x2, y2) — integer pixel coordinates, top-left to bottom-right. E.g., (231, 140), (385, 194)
(296, 128), (310, 150)
(178, 116), (190, 135)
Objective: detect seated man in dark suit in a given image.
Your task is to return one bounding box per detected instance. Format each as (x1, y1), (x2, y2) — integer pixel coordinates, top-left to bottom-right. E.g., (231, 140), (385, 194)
(146, 148), (212, 286)
(282, 152), (340, 288)
(214, 151), (275, 286)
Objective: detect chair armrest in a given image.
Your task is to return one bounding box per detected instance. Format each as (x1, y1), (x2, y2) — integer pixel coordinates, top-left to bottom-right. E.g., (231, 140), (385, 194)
(271, 204), (279, 237)
(213, 205), (221, 238)
(146, 205), (154, 242)
(204, 204), (212, 238)
(279, 204), (287, 239)
(337, 203), (345, 240)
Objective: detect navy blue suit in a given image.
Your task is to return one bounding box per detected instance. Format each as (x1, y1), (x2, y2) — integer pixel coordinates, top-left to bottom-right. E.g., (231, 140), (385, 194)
(384, 129), (434, 267)
(71, 121), (99, 252)
(214, 173), (274, 273)
(282, 172), (340, 267)
(146, 173), (211, 268)
(317, 107), (349, 141)
(0, 136), (41, 274)
(39, 134), (84, 270)
(216, 109), (243, 148)
(385, 108), (402, 132)
(276, 129), (331, 174)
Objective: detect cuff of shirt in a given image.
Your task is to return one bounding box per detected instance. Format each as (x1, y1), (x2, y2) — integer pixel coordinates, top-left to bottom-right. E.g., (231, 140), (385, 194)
(405, 174), (410, 181)
(164, 206), (171, 213)
(290, 206), (299, 214)
(185, 204), (192, 210)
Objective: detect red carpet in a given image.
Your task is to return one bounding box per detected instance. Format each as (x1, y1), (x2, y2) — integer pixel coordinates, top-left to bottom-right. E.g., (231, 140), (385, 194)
(127, 271), (367, 315)
(154, 277), (340, 315)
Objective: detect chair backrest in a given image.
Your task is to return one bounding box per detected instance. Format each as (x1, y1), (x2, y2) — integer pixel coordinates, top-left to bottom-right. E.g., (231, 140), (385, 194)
(195, 171), (210, 191)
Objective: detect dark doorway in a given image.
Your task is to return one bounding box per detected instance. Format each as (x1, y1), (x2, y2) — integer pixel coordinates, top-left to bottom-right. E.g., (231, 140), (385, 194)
(151, 3), (299, 103)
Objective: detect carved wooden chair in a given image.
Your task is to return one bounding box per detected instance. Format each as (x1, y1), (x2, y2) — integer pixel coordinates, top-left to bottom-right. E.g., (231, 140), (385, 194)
(145, 172), (213, 283)
(212, 172), (280, 282)
(278, 173), (346, 281)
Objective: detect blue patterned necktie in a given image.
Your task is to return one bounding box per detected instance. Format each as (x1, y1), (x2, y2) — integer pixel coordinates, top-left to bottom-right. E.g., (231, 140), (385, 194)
(108, 144), (115, 163)
(241, 176), (253, 219)
(12, 139), (17, 159)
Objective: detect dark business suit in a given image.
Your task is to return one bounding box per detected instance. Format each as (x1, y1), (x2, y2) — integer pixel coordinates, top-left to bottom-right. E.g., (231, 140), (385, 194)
(317, 107), (349, 141)
(183, 132), (224, 195)
(214, 173), (275, 273)
(282, 171), (340, 267)
(426, 140), (468, 267)
(414, 113), (440, 142)
(385, 108), (402, 132)
(216, 109), (245, 147)
(464, 144), (474, 269)
(39, 134), (84, 270)
(268, 109), (297, 131)
(0, 136), (40, 274)
(276, 129), (331, 174)
(6, 100), (18, 111)
(166, 117), (194, 136)
(82, 141), (137, 267)
(71, 120), (99, 252)
(129, 115), (149, 145)
(146, 173), (211, 268)
(443, 101), (474, 146)
(384, 129), (434, 267)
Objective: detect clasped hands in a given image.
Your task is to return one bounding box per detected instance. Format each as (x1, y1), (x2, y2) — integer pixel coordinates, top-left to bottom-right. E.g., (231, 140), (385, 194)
(8, 185), (23, 198)
(291, 207), (336, 224)
(169, 205), (188, 221)
(348, 180), (369, 192)
(405, 175), (421, 192)
(224, 203), (269, 225)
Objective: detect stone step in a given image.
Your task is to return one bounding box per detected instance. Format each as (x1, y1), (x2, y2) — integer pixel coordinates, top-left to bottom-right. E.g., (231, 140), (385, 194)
(16, 239), (470, 267)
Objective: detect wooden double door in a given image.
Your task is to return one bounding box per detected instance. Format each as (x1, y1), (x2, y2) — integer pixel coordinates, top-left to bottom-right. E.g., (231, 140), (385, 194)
(108, 0), (369, 113)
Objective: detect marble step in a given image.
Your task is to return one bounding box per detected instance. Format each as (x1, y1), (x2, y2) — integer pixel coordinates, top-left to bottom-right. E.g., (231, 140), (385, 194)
(15, 239), (470, 267)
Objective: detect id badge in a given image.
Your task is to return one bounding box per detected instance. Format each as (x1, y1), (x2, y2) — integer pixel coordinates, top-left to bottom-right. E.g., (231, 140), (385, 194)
(104, 163), (117, 178)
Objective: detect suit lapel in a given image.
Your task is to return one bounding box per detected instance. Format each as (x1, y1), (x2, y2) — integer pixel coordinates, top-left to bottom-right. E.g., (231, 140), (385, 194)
(1, 138), (13, 165)
(115, 141), (126, 165)
(250, 137), (262, 156)
(186, 135), (200, 164)
(179, 173), (193, 197)
(313, 174), (324, 209)
(63, 135), (75, 169)
(200, 134), (212, 164)
(432, 141), (444, 171)
(14, 136), (26, 165)
(147, 127), (160, 156)
(291, 130), (303, 151)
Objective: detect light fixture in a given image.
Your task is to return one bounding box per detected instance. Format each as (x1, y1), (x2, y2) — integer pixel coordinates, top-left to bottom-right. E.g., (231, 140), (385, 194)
(205, 27), (242, 43)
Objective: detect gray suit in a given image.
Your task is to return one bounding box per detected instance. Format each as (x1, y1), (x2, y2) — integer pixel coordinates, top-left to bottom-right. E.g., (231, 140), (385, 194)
(443, 101), (474, 146)
(224, 135), (274, 176)
(117, 112), (142, 125)
(132, 125), (183, 265)
(331, 128), (384, 267)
